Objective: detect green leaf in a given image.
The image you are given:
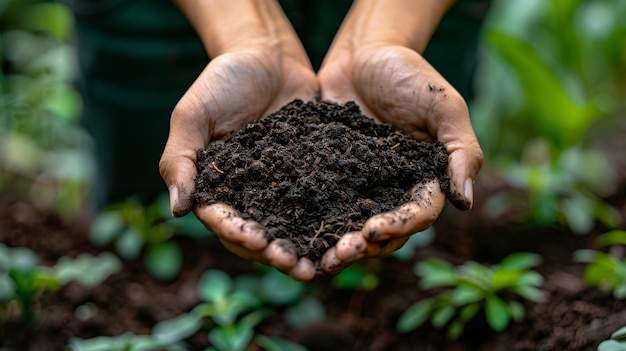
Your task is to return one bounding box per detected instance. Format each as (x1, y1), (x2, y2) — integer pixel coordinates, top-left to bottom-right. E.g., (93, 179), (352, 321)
(486, 30), (599, 149)
(254, 335), (309, 351)
(332, 263), (378, 291)
(516, 271), (544, 288)
(446, 319), (466, 341)
(283, 296), (326, 329)
(498, 252), (542, 270)
(143, 242), (182, 281)
(212, 291), (261, 326)
(515, 285), (544, 303)
(0, 275), (16, 303)
(259, 268), (304, 305)
(19, 3), (73, 41)
(209, 324), (254, 351)
(197, 270), (233, 303)
(485, 295), (510, 332)
(54, 252), (122, 288)
(10, 247), (40, 271)
(597, 230), (626, 248)
(396, 299), (436, 333)
(614, 283), (626, 300)
(598, 340), (626, 351)
(415, 259), (457, 289)
(89, 212), (125, 246)
(115, 227), (144, 260)
(612, 326), (626, 341)
(431, 305), (456, 329)
(451, 286), (484, 306)
(491, 269), (523, 291)
(153, 312), (203, 344)
(458, 303), (481, 322)
(507, 300), (525, 322)
(572, 249), (597, 263)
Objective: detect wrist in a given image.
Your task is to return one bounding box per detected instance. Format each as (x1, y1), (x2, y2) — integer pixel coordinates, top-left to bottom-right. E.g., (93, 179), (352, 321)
(175, 0), (309, 64)
(324, 0), (453, 65)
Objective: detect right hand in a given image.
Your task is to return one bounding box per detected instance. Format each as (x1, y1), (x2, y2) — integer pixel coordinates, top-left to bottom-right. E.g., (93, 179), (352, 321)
(159, 48), (319, 281)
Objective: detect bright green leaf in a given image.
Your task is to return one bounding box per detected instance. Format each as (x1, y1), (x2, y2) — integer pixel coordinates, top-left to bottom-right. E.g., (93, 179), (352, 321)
(491, 269), (523, 291)
(499, 252), (542, 270)
(415, 259), (457, 289)
(89, 212), (124, 246)
(254, 335), (309, 351)
(143, 242), (182, 281)
(198, 270), (233, 303)
(458, 303), (481, 322)
(153, 312), (203, 344)
(432, 305), (456, 329)
(612, 325), (626, 341)
(598, 339), (626, 351)
(115, 227), (144, 260)
(485, 295), (510, 332)
(0, 275), (16, 303)
(209, 324), (254, 351)
(507, 300), (525, 322)
(597, 230), (626, 247)
(451, 286), (484, 306)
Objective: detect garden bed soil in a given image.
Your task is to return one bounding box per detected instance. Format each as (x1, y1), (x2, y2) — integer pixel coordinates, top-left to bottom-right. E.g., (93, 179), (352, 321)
(193, 99), (449, 262)
(2, 171), (626, 350)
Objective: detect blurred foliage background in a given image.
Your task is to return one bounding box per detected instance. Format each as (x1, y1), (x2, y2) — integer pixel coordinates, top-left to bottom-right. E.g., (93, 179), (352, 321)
(1, 0), (92, 217)
(1, 0), (625, 234)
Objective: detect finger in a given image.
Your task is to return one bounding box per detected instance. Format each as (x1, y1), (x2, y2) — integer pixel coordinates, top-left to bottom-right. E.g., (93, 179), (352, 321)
(321, 246), (347, 275)
(333, 231), (368, 262)
(159, 100), (211, 218)
(361, 180), (446, 241)
(264, 239), (299, 271)
(194, 203), (268, 251)
(288, 257), (317, 282)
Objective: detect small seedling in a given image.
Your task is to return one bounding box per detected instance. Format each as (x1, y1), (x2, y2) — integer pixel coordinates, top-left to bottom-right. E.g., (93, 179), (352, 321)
(69, 267), (321, 351)
(574, 230), (626, 299)
(0, 244), (121, 323)
(397, 252), (544, 340)
(597, 325), (626, 351)
(89, 192), (207, 281)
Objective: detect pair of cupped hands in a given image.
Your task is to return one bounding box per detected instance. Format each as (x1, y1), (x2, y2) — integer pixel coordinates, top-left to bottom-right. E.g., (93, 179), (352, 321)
(159, 1), (483, 281)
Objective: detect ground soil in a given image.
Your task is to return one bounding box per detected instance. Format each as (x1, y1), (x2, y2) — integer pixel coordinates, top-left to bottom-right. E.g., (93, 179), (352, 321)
(2, 171), (626, 350)
(193, 99), (449, 262)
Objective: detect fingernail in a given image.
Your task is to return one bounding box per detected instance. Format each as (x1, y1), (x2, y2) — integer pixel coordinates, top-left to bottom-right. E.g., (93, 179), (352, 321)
(169, 185), (179, 217)
(464, 178), (474, 209)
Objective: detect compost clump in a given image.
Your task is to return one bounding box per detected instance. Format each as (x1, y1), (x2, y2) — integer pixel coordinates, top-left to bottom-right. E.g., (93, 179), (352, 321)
(193, 99), (449, 262)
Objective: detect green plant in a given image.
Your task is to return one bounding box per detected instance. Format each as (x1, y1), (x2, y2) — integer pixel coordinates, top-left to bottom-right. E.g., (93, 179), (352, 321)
(397, 252), (544, 340)
(0, 243), (121, 323)
(1, 0), (92, 217)
(598, 325), (626, 351)
(574, 230), (626, 299)
(89, 193), (207, 281)
(70, 267), (322, 351)
(472, 0), (626, 233)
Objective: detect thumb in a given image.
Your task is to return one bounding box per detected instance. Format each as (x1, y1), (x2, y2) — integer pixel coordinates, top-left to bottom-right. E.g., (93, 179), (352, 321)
(159, 104), (210, 217)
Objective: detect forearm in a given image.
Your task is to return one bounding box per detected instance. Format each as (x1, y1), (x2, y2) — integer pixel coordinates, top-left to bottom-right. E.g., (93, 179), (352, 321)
(326, 0), (454, 58)
(174, 0), (308, 63)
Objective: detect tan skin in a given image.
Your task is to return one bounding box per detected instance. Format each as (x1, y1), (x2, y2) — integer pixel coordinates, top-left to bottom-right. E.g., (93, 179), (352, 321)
(159, 0), (484, 281)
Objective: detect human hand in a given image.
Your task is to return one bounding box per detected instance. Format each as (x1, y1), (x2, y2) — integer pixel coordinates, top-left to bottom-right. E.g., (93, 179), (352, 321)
(317, 44), (483, 273)
(160, 1), (319, 281)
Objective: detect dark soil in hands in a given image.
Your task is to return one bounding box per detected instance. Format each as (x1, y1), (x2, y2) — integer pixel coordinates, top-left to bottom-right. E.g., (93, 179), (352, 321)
(193, 99), (450, 261)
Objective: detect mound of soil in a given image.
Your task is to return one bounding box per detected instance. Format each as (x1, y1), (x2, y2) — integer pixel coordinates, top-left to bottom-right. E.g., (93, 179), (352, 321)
(193, 99), (449, 261)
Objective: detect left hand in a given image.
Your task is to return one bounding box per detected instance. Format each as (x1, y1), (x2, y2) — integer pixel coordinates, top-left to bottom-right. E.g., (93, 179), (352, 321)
(317, 44), (483, 273)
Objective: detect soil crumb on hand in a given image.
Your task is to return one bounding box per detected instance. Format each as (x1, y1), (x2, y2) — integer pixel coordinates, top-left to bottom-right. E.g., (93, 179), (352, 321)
(193, 99), (449, 262)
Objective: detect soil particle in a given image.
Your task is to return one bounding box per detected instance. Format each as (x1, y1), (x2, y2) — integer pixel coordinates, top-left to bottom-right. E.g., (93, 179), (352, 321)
(193, 99), (450, 262)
